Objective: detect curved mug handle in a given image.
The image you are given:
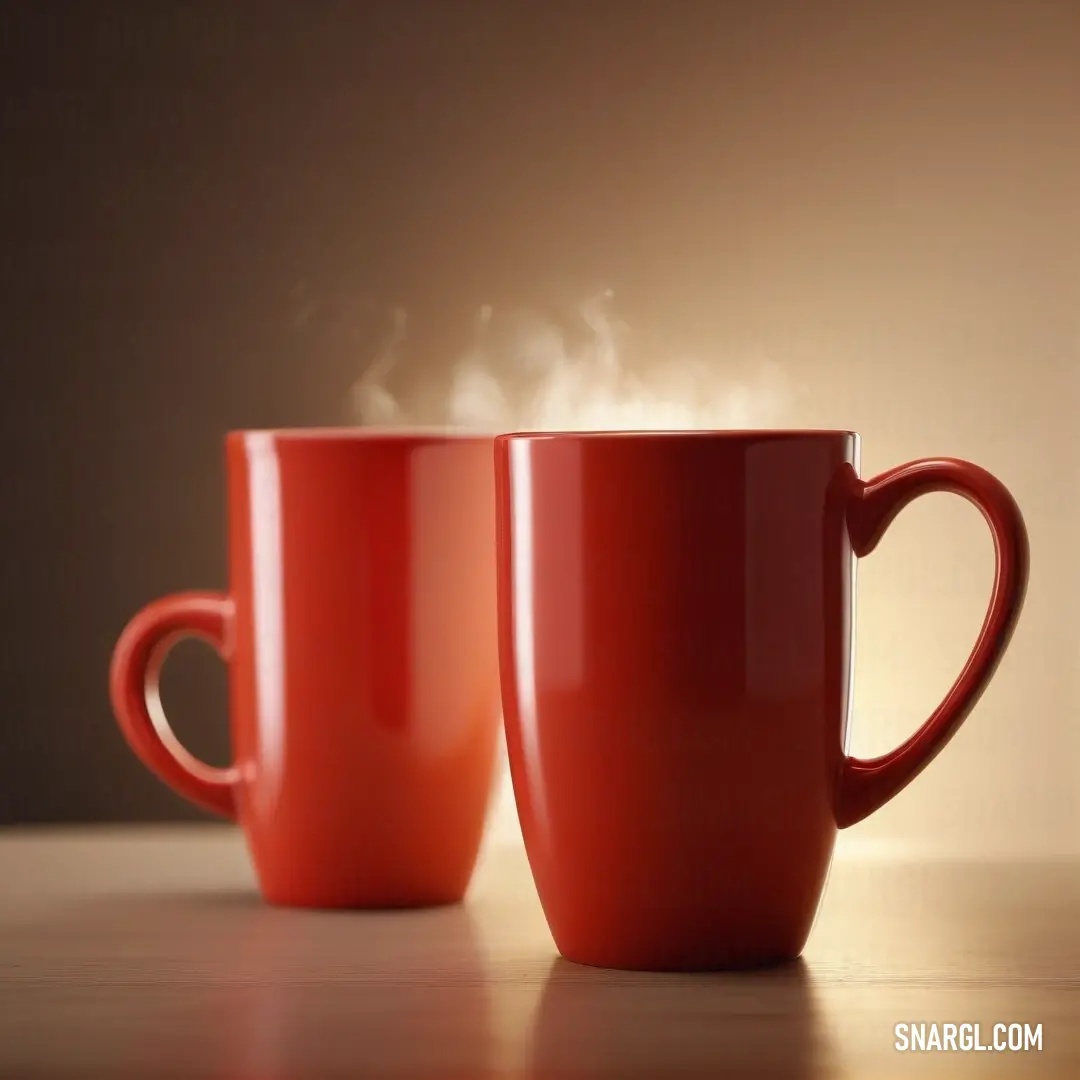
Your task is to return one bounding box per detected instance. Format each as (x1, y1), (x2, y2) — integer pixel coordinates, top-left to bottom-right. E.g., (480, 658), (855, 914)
(109, 591), (239, 819)
(836, 458), (1029, 828)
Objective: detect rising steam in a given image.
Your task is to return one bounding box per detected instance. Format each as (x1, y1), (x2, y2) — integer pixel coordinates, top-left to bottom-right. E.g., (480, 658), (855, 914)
(352, 290), (805, 432)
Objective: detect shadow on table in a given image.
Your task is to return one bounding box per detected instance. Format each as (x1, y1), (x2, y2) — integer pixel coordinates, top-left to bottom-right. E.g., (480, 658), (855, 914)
(525, 955), (832, 1079)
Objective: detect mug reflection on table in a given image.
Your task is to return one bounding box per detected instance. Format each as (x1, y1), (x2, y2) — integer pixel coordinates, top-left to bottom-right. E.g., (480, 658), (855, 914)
(495, 429), (1028, 971)
(109, 428), (503, 909)
(526, 957), (827, 1079)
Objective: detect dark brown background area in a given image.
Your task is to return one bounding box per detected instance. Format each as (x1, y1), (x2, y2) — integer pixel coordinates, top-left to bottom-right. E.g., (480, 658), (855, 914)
(1, 0), (1077, 825)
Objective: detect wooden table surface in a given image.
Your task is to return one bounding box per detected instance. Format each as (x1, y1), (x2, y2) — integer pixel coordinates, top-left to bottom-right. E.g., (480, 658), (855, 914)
(0, 827), (1077, 1079)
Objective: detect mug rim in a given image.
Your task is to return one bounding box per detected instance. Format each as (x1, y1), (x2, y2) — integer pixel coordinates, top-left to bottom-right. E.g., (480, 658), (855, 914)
(495, 428), (858, 441)
(226, 426), (495, 443)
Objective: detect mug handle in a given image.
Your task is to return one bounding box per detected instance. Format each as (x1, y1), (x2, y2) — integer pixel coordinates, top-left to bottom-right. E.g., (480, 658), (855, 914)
(109, 591), (239, 820)
(835, 458), (1029, 828)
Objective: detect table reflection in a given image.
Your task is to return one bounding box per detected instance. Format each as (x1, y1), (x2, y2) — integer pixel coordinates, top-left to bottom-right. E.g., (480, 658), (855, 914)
(219, 900), (496, 1079)
(525, 956), (832, 1079)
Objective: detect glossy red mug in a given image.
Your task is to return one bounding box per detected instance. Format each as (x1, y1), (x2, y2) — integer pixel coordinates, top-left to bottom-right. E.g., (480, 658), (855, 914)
(110, 429), (502, 908)
(495, 430), (1029, 970)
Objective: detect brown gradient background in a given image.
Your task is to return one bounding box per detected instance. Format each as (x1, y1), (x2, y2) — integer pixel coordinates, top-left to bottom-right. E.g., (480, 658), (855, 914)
(1, 2), (1077, 854)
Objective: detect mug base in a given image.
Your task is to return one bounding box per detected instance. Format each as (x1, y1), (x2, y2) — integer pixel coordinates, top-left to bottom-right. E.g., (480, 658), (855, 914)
(258, 883), (469, 911)
(554, 942), (806, 973)
(263, 895), (468, 912)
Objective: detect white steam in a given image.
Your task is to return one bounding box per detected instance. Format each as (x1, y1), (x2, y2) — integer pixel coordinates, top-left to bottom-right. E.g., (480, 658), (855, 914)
(352, 290), (805, 432)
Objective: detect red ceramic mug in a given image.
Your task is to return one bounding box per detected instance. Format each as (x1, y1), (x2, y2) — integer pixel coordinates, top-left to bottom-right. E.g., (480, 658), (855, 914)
(110, 429), (502, 908)
(495, 430), (1029, 970)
